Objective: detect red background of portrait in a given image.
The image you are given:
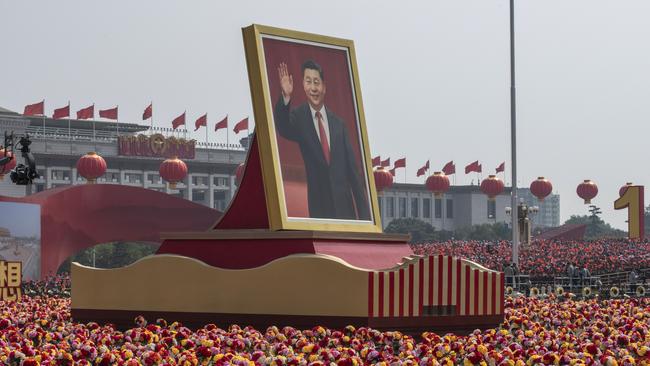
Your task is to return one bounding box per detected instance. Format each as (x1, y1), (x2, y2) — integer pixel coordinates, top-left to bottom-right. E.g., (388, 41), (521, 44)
(262, 37), (369, 218)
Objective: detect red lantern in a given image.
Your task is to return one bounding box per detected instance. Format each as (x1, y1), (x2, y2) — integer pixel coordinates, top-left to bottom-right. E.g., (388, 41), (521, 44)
(235, 163), (245, 186)
(425, 171), (450, 198)
(530, 177), (553, 201)
(619, 182), (633, 197)
(159, 157), (188, 189)
(373, 167), (393, 192)
(0, 149), (16, 181)
(480, 175), (504, 200)
(76, 152), (107, 184)
(577, 179), (598, 204)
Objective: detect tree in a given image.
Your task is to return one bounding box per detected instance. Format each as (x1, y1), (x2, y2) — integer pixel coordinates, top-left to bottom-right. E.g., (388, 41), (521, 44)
(454, 223), (512, 241)
(564, 214), (626, 240)
(385, 218), (437, 243)
(588, 205), (602, 225)
(57, 242), (159, 273)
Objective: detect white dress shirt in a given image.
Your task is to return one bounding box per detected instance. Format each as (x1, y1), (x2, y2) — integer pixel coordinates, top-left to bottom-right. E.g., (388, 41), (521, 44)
(309, 104), (331, 150)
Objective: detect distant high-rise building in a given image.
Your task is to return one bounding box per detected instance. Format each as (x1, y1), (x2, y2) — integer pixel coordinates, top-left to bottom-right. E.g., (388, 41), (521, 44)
(517, 188), (561, 228)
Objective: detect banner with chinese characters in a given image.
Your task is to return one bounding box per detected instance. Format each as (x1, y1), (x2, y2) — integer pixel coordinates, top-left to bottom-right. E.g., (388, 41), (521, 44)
(0, 261), (21, 301)
(0, 202), (40, 281)
(118, 134), (196, 159)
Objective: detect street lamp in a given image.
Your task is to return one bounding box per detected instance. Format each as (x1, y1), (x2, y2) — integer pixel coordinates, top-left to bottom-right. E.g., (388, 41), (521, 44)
(506, 201), (539, 248)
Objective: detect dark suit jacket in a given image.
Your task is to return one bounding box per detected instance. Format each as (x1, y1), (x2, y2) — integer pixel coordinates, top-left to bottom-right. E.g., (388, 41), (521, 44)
(274, 97), (370, 220)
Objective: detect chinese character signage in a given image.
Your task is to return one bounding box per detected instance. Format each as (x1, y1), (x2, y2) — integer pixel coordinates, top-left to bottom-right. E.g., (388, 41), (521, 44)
(0, 261), (21, 301)
(118, 134), (196, 159)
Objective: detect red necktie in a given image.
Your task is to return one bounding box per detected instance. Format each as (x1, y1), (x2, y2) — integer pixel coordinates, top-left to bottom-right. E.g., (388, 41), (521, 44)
(315, 111), (330, 164)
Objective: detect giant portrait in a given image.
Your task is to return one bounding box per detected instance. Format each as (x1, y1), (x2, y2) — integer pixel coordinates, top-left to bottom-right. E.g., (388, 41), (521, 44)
(243, 25), (381, 232)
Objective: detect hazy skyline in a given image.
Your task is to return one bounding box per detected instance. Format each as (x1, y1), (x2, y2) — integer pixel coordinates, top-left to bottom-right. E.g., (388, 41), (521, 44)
(1, 1), (649, 230)
(0, 203), (40, 238)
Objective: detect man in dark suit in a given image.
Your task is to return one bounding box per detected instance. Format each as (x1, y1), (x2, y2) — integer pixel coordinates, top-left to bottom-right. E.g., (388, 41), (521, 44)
(274, 60), (370, 220)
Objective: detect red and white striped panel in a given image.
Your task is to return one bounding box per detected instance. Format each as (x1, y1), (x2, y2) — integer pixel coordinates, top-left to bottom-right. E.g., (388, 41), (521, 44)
(367, 255), (503, 318)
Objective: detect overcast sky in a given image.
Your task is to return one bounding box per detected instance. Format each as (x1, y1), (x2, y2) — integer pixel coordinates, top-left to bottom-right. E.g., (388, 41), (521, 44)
(1, 1), (649, 230)
(0, 203), (40, 238)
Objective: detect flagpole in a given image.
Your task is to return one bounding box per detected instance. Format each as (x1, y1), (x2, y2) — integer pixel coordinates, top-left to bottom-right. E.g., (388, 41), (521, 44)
(206, 115), (210, 162)
(42, 100), (46, 139)
(150, 101), (154, 136)
(227, 120), (230, 162)
(509, 0), (520, 266)
(67, 101), (71, 141)
(116, 105), (119, 137)
(92, 103), (97, 151)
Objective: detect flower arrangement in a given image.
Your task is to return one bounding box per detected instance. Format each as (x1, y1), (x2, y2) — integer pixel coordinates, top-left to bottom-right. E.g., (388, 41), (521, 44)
(1, 282), (649, 366)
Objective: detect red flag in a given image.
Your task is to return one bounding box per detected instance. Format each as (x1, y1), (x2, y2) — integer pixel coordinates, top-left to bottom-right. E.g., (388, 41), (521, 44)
(215, 116), (228, 131)
(389, 167), (396, 176)
(372, 156), (381, 167)
(194, 113), (207, 131)
(52, 104), (70, 119)
(142, 103), (152, 120)
(394, 157), (406, 169)
(478, 164), (483, 173)
(23, 100), (44, 116)
(496, 162), (505, 173)
(99, 106), (118, 120)
(380, 158), (390, 167)
(442, 161), (455, 175)
(172, 112), (186, 130)
(76, 105), (94, 120)
(465, 160), (481, 174)
(416, 160), (429, 177)
(233, 117), (248, 134)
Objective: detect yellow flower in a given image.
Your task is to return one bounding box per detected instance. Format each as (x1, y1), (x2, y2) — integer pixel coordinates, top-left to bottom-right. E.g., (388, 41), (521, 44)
(524, 330), (534, 337)
(302, 344), (315, 353)
(201, 340), (214, 348)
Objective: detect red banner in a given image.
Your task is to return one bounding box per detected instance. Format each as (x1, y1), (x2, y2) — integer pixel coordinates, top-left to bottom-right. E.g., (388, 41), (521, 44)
(143, 103), (152, 120)
(99, 106), (118, 120)
(118, 134), (196, 159)
(24, 101), (44, 116)
(215, 116), (228, 131)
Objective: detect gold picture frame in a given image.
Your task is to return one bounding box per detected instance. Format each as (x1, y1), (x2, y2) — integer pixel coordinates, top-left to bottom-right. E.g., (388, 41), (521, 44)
(242, 24), (381, 233)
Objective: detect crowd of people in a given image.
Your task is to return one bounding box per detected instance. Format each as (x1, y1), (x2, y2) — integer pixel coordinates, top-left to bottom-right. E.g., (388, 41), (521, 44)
(411, 238), (650, 279)
(22, 274), (71, 297)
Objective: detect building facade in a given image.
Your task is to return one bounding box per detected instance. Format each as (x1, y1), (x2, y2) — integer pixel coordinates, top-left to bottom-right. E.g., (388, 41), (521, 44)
(0, 107), (247, 211)
(1, 106), (560, 231)
(378, 183), (560, 231)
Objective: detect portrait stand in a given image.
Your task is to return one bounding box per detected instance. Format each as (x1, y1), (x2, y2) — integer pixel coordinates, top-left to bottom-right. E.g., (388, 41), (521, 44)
(156, 134), (413, 270)
(71, 25), (504, 335)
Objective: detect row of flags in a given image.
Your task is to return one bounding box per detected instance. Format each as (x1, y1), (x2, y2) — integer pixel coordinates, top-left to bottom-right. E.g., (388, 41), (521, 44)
(372, 157), (506, 177)
(22, 100), (250, 134)
(371, 157), (406, 176)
